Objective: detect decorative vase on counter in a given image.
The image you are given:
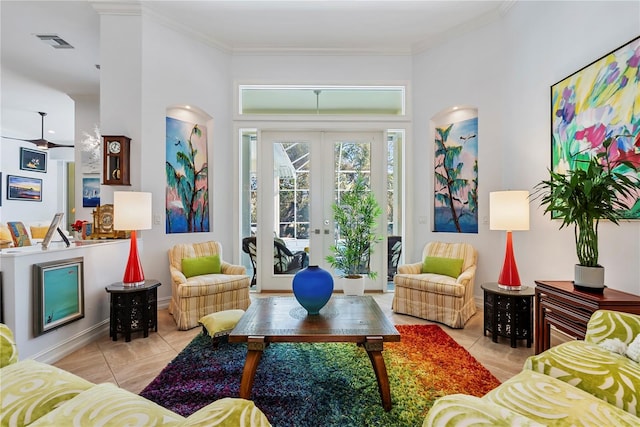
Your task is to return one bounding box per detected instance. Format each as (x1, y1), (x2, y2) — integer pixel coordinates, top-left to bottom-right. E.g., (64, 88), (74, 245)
(292, 265), (334, 315)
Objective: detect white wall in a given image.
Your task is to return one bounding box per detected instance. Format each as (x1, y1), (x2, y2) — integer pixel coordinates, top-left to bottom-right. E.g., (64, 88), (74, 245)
(412, 14), (507, 297)
(412, 0), (640, 296)
(505, 0), (640, 295)
(137, 16), (233, 303)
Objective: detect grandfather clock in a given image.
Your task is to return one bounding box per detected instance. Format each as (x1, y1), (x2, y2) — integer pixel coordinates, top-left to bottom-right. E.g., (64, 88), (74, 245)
(102, 135), (131, 185)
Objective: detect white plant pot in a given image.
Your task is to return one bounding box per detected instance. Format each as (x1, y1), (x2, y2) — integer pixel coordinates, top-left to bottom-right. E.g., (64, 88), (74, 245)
(574, 264), (605, 290)
(341, 275), (365, 296)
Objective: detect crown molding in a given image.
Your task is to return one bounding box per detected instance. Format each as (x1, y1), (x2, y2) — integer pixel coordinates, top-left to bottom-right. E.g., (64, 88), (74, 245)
(90, 1), (142, 16)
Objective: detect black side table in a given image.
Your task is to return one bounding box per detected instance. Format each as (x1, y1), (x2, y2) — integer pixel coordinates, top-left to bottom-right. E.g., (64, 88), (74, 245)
(106, 279), (161, 342)
(481, 282), (534, 348)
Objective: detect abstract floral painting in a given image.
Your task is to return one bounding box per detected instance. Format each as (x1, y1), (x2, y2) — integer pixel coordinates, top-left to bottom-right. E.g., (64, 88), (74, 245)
(434, 116), (478, 233)
(552, 36), (640, 219)
(165, 116), (209, 233)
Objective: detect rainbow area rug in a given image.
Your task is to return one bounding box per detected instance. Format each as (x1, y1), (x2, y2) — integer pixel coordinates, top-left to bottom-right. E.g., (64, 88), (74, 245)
(140, 325), (500, 426)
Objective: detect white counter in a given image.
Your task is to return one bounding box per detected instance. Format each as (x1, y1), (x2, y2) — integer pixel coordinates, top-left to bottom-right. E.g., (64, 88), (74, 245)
(0, 240), (131, 362)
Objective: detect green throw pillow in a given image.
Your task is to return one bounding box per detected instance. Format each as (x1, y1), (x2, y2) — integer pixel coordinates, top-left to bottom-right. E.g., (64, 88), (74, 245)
(182, 254), (221, 278)
(422, 256), (464, 278)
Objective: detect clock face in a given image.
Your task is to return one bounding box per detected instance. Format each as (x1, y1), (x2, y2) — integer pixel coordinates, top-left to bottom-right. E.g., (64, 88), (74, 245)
(108, 140), (121, 154)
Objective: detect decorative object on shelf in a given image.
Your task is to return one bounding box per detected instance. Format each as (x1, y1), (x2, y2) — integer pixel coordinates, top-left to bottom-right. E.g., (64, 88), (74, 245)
(534, 138), (639, 291)
(19, 147), (47, 173)
(292, 265), (334, 315)
(6, 175), (42, 201)
(113, 191), (152, 286)
(7, 221), (31, 247)
(551, 36), (640, 220)
(102, 135), (131, 185)
(71, 220), (86, 240)
(71, 220), (85, 233)
(326, 175), (382, 295)
(91, 204), (115, 238)
(489, 191), (530, 290)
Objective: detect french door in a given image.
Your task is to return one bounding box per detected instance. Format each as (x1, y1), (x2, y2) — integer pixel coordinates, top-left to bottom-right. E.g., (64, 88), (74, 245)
(256, 131), (386, 291)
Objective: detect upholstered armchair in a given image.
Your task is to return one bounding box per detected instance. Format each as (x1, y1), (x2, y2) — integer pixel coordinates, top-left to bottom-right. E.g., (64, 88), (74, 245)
(168, 241), (251, 330)
(392, 241), (477, 328)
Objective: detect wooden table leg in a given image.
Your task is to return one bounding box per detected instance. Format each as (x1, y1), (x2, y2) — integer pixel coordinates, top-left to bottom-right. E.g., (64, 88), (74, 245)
(364, 336), (392, 412)
(239, 336), (266, 399)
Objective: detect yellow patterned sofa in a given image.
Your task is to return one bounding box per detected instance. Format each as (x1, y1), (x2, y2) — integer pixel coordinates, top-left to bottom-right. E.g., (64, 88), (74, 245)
(0, 323), (270, 427)
(424, 310), (640, 426)
(168, 241), (251, 330)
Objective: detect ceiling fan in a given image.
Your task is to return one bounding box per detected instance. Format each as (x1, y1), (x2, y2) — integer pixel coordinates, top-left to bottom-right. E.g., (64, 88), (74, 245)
(1, 111), (74, 149)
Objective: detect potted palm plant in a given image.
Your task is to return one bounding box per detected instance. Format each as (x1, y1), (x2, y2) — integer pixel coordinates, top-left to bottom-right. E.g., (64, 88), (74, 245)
(326, 175), (382, 295)
(534, 137), (639, 290)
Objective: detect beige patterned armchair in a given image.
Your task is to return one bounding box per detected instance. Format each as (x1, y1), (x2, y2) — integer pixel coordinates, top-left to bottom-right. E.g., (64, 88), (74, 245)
(392, 241), (477, 328)
(168, 241), (251, 330)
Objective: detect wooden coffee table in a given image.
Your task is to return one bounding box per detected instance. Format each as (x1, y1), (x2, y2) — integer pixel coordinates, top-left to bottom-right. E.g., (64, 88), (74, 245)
(228, 295), (400, 411)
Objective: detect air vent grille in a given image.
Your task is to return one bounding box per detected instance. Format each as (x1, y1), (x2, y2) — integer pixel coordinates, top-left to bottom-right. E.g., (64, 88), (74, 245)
(36, 34), (74, 49)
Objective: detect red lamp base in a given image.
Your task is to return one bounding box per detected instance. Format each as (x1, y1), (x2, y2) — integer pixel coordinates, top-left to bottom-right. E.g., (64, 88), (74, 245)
(123, 230), (145, 287)
(498, 230), (522, 290)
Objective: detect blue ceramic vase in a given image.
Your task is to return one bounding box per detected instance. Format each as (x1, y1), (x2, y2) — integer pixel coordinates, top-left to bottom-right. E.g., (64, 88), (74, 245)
(292, 265), (334, 315)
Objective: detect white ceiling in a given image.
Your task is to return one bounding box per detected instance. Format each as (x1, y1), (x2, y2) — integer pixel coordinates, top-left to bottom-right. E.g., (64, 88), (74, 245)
(0, 0), (510, 147)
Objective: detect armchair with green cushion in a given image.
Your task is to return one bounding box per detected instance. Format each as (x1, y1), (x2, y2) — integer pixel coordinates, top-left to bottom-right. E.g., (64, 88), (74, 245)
(0, 323), (271, 427)
(168, 241), (251, 330)
(392, 241), (477, 328)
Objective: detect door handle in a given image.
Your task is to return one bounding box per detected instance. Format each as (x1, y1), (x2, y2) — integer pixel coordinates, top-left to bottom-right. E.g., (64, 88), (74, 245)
(314, 229), (321, 235)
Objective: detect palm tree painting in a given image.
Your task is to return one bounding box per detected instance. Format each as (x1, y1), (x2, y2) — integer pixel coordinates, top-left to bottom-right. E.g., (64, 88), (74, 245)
(434, 116), (478, 233)
(166, 116), (209, 233)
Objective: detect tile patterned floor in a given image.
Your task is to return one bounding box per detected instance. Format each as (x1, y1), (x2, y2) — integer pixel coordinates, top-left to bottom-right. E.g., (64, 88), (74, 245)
(53, 292), (534, 394)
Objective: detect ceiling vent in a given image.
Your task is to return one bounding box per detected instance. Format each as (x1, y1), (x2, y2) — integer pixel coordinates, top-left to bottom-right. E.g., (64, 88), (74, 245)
(36, 34), (74, 49)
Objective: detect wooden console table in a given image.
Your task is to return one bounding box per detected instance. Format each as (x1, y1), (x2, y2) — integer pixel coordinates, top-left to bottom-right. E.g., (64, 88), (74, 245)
(534, 280), (640, 354)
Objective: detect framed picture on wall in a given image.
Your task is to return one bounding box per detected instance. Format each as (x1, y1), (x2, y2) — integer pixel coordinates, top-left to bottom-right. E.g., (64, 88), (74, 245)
(20, 147), (47, 173)
(7, 175), (42, 201)
(82, 176), (100, 207)
(551, 35), (640, 219)
(33, 257), (84, 336)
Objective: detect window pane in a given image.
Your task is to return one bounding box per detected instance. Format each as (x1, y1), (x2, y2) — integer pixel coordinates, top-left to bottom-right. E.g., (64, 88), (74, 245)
(240, 85), (405, 116)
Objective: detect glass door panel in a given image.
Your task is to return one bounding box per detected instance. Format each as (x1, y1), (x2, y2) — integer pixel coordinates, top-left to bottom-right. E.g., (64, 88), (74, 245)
(257, 131), (386, 291)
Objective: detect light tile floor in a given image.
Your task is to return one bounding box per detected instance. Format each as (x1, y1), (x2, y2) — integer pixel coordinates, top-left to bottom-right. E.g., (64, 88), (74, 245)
(53, 292), (534, 394)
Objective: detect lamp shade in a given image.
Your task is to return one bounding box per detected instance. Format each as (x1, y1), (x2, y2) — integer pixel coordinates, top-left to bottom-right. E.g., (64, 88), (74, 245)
(489, 191), (530, 231)
(114, 192), (152, 231)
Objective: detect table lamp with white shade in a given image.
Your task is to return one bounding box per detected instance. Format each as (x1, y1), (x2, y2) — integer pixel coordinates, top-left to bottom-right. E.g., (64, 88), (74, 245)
(113, 191), (152, 287)
(490, 190), (530, 290)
